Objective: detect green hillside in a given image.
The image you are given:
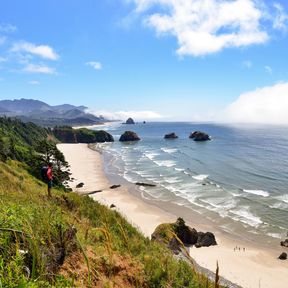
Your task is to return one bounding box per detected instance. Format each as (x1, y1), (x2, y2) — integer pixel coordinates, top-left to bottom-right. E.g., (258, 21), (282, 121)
(0, 117), (221, 287)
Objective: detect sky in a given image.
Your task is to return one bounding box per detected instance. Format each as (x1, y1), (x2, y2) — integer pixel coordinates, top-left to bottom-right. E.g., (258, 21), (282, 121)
(1, 0), (288, 123)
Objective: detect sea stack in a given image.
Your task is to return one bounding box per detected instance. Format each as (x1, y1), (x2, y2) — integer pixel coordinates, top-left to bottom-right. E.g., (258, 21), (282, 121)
(164, 132), (178, 139)
(125, 117), (135, 124)
(119, 131), (140, 142)
(189, 131), (211, 141)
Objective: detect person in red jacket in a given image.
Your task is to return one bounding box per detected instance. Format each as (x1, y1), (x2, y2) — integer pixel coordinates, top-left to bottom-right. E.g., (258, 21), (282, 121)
(47, 162), (53, 197)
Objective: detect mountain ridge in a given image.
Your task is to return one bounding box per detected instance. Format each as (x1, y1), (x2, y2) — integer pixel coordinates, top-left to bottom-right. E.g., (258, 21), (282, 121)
(0, 98), (107, 126)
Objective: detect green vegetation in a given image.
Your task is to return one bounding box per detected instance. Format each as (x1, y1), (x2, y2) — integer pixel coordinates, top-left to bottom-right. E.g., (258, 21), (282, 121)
(0, 117), (70, 188)
(0, 117), (222, 287)
(53, 126), (114, 143)
(0, 160), (221, 287)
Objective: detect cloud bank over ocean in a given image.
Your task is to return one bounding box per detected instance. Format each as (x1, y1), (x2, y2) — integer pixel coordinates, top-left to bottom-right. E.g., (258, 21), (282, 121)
(222, 82), (288, 125)
(87, 109), (163, 122)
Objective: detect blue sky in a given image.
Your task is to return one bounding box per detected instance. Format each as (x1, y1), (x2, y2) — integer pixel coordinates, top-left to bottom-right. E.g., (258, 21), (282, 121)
(1, 0), (288, 123)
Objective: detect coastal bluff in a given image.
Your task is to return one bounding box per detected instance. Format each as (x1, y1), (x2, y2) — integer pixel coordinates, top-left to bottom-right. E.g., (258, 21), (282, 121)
(151, 218), (217, 255)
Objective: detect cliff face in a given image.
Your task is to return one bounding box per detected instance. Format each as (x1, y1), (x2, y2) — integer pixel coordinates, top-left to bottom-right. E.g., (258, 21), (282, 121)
(53, 126), (114, 143)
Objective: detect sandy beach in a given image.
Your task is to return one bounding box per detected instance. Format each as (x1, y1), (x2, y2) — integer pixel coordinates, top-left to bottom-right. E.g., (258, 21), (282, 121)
(58, 143), (288, 288)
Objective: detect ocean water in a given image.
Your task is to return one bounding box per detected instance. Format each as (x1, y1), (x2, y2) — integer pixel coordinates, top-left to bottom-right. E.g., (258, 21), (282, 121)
(94, 122), (288, 243)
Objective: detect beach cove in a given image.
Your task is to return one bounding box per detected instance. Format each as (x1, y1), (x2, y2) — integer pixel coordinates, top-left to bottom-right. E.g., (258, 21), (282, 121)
(58, 143), (288, 288)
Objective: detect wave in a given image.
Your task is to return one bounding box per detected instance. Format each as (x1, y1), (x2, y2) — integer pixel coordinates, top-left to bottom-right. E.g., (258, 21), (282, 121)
(153, 160), (176, 168)
(267, 233), (282, 239)
(242, 189), (269, 197)
(275, 194), (288, 204)
(161, 147), (178, 154)
(230, 207), (263, 227)
(192, 174), (209, 181)
(144, 152), (160, 160)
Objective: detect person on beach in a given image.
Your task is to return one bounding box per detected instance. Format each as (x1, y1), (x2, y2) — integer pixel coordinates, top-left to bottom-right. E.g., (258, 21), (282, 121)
(47, 162), (53, 197)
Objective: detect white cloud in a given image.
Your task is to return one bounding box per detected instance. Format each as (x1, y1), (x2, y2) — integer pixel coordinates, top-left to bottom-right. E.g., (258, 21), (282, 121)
(0, 36), (6, 45)
(243, 60), (252, 68)
(0, 24), (17, 33)
(11, 41), (59, 60)
(87, 109), (163, 121)
(28, 80), (40, 85)
(129, 0), (268, 56)
(265, 65), (272, 74)
(86, 61), (102, 70)
(273, 3), (288, 31)
(23, 64), (56, 74)
(223, 82), (288, 125)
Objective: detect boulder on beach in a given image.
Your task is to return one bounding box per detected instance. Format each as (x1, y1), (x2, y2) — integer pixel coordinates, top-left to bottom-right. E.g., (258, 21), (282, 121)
(76, 182), (84, 188)
(119, 131), (140, 142)
(151, 217), (217, 254)
(164, 132), (178, 139)
(278, 252), (287, 260)
(280, 239), (288, 247)
(195, 232), (217, 248)
(189, 131), (211, 141)
(125, 118), (135, 124)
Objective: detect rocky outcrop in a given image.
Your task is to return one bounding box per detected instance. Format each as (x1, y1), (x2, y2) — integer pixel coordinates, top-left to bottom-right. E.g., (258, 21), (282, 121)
(278, 252), (287, 260)
(195, 232), (217, 248)
(151, 218), (217, 254)
(53, 127), (114, 143)
(280, 239), (288, 247)
(119, 131), (140, 142)
(189, 131), (211, 141)
(164, 132), (178, 139)
(125, 118), (135, 124)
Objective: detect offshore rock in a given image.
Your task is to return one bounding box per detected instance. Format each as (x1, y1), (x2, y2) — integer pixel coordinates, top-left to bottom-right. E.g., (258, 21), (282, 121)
(189, 131), (211, 141)
(125, 118), (135, 124)
(164, 132), (178, 139)
(119, 131), (140, 142)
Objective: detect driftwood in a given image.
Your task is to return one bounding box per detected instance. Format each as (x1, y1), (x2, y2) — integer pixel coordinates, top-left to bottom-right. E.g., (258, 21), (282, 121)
(110, 185), (121, 189)
(135, 182), (156, 187)
(80, 190), (102, 196)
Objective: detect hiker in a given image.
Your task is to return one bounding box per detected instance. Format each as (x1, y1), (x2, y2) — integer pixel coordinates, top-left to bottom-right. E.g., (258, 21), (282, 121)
(47, 162), (53, 197)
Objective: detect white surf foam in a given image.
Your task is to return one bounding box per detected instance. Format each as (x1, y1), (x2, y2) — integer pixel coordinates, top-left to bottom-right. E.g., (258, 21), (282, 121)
(192, 174), (209, 181)
(154, 160), (176, 168)
(243, 189), (270, 197)
(161, 148), (178, 154)
(267, 233), (282, 239)
(144, 152), (160, 160)
(230, 207), (263, 227)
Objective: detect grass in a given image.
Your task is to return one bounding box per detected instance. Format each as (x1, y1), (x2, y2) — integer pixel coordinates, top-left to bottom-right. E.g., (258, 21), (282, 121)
(0, 160), (224, 287)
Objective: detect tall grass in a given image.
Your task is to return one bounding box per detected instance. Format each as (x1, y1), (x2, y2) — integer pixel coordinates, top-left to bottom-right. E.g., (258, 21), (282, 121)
(0, 160), (223, 287)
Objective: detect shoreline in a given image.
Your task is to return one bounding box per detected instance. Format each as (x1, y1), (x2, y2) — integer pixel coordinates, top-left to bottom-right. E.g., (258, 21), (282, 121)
(58, 143), (288, 288)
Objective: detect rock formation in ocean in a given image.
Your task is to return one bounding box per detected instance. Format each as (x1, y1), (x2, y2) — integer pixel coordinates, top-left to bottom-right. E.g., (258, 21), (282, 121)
(125, 117), (135, 124)
(164, 132), (178, 139)
(189, 131), (211, 141)
(119, 131), (140, 142)
(151, 217), (217, 254)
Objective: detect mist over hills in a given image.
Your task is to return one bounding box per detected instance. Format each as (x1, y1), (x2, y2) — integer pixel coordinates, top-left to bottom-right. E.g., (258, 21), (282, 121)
(0, 98), (107, 126)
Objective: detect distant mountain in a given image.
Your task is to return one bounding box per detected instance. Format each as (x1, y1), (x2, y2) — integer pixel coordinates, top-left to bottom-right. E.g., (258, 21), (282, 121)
(0, 98), (107, 127)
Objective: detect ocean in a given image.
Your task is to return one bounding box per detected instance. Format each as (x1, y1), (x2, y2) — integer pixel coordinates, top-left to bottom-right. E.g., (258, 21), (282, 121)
(93, 122), (288, 245)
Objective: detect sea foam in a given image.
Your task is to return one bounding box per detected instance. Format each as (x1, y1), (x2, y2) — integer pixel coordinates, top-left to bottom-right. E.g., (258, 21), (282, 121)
(243, 189), (270, 197)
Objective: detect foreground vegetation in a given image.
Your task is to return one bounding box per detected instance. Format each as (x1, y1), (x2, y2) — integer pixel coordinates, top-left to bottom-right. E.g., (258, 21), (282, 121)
(0, 117), (222, 287)
(0, 160), (221, 287)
